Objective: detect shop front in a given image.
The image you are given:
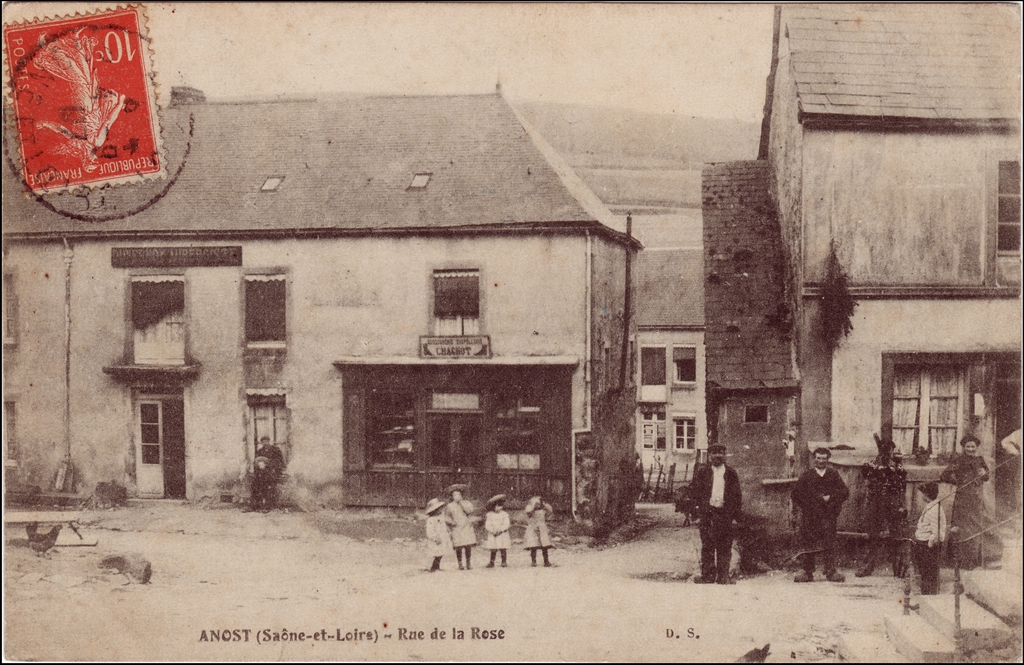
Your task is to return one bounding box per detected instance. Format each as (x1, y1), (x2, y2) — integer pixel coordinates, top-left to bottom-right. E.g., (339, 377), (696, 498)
(337, 361), (574, 509)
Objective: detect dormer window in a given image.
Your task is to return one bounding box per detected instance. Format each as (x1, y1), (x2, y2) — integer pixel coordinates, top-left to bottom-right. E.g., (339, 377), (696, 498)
(409, 173), (431, 189)
(261, 176), (284, 192)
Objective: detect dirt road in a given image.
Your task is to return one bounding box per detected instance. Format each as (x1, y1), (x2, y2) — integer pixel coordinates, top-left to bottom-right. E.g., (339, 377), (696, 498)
(4, 503), (905, 661)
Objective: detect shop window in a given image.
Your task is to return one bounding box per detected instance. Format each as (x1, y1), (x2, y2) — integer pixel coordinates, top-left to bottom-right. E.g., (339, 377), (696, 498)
(495, 393), (541, 469)
(245, 275), (286, 346)
(367, 391), (416, 468)
(674, 416), (696, 451)
(998, 161), (1020, 253)
(744, 405), (769, 423)
(641, 410), (667, 450)
(641, 346), (667, 385)
(4, 401), (17, 464)
(892, 365), (964, 457)
(132, 276), (185, 365)
(433, 270), (479, 335)
(3, 274), (16, 345)
(673, 346), (696, 383)
(248, 394), (290, 462)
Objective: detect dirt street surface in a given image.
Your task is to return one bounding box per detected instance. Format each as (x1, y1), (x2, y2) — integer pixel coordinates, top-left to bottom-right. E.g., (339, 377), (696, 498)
(6, 503), (907, 662)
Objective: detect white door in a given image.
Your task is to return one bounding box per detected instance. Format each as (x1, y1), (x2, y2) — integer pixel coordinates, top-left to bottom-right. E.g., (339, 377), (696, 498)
(136, 401), (164, 497)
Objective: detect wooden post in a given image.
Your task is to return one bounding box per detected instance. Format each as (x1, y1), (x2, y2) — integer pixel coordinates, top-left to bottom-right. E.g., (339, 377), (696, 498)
(666, 463), (676, 498)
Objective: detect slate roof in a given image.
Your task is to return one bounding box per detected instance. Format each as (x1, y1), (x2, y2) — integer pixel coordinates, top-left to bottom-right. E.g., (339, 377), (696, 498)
(782, 3), (1021, 121)
(636, 248), (704, 329)
(702, 161), (796, 391)
(2, 93), (627, 240)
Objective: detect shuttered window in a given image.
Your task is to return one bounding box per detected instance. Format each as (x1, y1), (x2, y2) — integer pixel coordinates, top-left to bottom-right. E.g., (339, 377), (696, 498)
(641, 347), (667, 386)
(245, 275), (286, 344)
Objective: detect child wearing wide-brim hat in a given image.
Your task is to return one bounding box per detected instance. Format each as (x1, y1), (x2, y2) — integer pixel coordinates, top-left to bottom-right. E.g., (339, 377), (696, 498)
(524, 495), (555, 567)
(424, 498), (453, 572)
(443, 484), (477, 570)
(483, 494), (511, 568)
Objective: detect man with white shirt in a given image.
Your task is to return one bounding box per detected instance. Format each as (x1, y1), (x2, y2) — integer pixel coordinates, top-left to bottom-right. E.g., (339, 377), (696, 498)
(792, 447), (849, 583)
(690, 444), (742, 584)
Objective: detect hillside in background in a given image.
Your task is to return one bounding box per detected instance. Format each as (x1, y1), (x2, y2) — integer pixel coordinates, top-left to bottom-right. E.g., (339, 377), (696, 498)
(513, 100), (759, 213)
(513, 100), (761, 171)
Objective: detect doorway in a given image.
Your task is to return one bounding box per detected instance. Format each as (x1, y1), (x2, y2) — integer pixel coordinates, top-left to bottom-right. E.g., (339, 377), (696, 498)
(994, 362), (1021, 519)
(135, 392), (186, 499)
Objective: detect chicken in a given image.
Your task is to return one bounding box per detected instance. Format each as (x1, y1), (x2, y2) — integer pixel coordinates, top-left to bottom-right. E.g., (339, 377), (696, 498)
(735, 644), (770, 663)
(26, 523), (63, 556)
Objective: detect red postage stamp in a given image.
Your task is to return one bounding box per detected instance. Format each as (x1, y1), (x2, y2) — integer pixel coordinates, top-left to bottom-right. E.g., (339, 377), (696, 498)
(3, 6), (163, 192)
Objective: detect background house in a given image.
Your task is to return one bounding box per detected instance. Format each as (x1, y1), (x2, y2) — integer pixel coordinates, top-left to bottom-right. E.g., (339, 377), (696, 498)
(2, 91), (640, 529)
(769, 4), (1019, 527)
(705, 4), (1021, 533)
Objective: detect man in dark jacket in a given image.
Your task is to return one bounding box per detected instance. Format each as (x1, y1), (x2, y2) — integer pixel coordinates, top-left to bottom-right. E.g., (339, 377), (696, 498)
(690, 444), (742, 584)
(792, 447), (849, 582)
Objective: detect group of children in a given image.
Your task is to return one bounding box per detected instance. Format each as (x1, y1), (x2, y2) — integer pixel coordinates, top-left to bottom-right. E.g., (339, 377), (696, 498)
(424, 485), (554, 572)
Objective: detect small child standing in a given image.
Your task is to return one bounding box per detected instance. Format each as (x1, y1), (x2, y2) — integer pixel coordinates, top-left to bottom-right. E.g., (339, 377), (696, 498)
(484, 494), (511, 568)
(425, 498), (453, 572)
(913, 482), (947, 595)
(524, 495), (554, 567)
(444, 484), (477, 570)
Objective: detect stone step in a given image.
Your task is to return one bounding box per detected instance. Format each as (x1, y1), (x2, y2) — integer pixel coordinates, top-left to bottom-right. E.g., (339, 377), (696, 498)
(884, 614), (956, 663)
(838, 630), (907, 663)
(963, 569), (1022, 623)
(917, 595), (1014, 651)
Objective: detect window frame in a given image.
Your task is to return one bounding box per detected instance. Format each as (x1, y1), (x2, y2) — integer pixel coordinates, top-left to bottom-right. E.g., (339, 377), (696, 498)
(672, 345), (697, 385)
(4, 400), (17, 466)
(130, 274), (186, 366)
(988, 151), (1021, 286)
(640, 409), (667, 451)
(248, 394), (290, 465)
(673, 414), (697, 451)
(640, 345), (668, 386)
(244, 273), (287, 348)
(432, 269), (481, 336)
(743, 404), (769, 424)
(889, 363), (966, 457)
(997, 160), (1021, 255)
(3, 272), (17, 346)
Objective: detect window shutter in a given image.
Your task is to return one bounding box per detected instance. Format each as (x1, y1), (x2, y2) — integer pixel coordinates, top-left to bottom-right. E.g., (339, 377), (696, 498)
(434, 272), (479, 317)
(245, 277), (286, 341)
(641, 347), (667, 385)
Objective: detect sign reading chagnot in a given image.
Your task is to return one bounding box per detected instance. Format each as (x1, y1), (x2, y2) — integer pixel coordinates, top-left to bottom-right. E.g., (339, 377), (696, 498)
(419, 336), (492, 359)
(111, 246), (243, 268)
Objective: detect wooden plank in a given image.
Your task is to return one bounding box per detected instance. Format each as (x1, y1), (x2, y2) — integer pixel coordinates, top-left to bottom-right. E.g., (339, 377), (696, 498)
(4, 511), (83, 524)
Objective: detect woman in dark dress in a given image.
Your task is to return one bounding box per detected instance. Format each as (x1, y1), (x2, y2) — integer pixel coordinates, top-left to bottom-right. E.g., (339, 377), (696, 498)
(939, 436), (990, 569)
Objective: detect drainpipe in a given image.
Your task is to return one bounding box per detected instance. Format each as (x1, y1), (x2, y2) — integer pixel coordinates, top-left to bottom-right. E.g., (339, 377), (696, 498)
(619, 214), (633, 388)
(571, 230), (593, 521)
(54, 238), (74, 490)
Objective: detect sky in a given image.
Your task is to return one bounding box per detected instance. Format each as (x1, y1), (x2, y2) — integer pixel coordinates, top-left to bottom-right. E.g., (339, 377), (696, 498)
(128, 3), (776, 123)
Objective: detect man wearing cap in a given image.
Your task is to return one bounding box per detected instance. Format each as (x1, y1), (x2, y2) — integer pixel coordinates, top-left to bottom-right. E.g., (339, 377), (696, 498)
(690, 444), (742, 584)
(792, 447), (849, 583)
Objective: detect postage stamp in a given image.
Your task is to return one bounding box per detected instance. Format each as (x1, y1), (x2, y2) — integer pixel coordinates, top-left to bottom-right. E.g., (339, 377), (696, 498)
(3, 5), (163, 193)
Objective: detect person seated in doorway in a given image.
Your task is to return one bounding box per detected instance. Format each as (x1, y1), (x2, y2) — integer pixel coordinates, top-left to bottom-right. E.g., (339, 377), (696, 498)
(250, 436), (285, 512)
